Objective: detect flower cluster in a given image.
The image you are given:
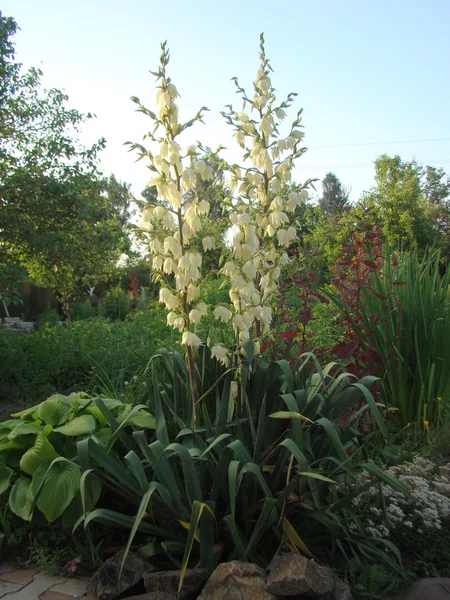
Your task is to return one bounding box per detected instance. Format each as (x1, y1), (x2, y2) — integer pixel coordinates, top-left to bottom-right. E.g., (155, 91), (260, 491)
(132, 43), (215, 351)
(218, 34), (311, 358)
(352, 457), (450, 539)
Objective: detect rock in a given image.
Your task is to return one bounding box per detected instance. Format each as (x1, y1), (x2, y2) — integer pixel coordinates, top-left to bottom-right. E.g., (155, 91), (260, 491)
(88, 550), (150, 600)
(332, 579), (352, 600)
(402, 578), (450, 600)
(4, 317), (20, 323)
(197, 561), (275, 600)
(126, 594), (177, 600)
(16, 321), (34, 330)
(144, 568), (209, 600)
(266, 554), (334, 598)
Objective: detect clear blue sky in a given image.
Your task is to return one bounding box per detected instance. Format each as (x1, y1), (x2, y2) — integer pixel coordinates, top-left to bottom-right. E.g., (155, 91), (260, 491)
(3, 0), (450, 201)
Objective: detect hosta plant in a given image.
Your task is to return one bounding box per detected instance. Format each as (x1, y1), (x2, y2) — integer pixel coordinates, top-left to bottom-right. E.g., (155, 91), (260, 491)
(0, 392), (155, 523)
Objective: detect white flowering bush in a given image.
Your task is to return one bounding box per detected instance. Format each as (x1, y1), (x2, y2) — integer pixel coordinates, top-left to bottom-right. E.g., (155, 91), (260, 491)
(131, 36), (314, 410)
(128, 43), (219, 408)
(353, 457), (450, 539)
(218, 34), (313, 360)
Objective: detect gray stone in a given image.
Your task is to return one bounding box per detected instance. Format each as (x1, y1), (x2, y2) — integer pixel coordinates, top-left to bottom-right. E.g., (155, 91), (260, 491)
(15, 322), (35, 331)
(197, 561), (275, 600)
(4, 317), (20, 323)
(266, 554), (334, 598)
(402, 578), (450, 600)
(88, 550), (150, 600)
(332, 579), (352, 600)
(126, 594), (177, 600)
(144, 568), (209, 600)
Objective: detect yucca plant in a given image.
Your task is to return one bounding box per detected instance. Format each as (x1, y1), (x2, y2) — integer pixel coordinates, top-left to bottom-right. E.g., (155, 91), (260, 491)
(361, 246), (450, 428)
(73, 348), (406, 589)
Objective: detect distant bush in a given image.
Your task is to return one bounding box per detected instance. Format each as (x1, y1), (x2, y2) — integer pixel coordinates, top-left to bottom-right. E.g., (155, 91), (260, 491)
(70, 300), (96, 321)
(0, 301), (173, 407)
(97, 286), (130, 320)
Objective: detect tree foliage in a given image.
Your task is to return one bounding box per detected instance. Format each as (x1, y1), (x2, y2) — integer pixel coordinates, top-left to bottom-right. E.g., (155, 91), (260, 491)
(0, 12), (130, 312)
(318, 171), (350, 217)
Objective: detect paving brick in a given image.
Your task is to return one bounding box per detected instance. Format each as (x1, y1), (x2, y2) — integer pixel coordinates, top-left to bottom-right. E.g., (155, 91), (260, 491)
(10, 573), (66, 599)
(0, 569), (38, 586)
(0, 580), (22, 597)
(47, 578), (89, 599)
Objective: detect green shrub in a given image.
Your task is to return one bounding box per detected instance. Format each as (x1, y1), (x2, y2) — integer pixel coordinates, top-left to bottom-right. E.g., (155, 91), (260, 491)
(70, 301), (96, 321)
(97, 286), (130, 320)
(37, 307), (60, 329)
(362, 247), (450, 427)
(70, 349), (406, 587)
(0, 303), (174, 405)
(0, 392), (155, 524)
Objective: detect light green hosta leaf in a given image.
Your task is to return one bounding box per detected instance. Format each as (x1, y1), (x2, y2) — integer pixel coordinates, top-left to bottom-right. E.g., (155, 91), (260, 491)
(9, 477), (34, 520)
(86, 405), (107, 427)
(8, 423), (44, 439)
(11, 405), (39, 418)
(99, 397), (124, 412)
(0, 420), (26, 430)
(31, 461), (52, 497)
(53, 415), (96, 436)
(20, 433), (59, 475)
(92, 427), (112, 448)
(35, 459), (81, 522)
(129, 411), (156, 429)
(38, 397), (73, 427)
(0, 468), (11, 494)
(0, 439), (27, 452)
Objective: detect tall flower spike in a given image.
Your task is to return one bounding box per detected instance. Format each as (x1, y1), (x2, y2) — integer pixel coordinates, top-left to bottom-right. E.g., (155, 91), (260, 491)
(220, 33), (314, 356)
(127, 42), (216, 422)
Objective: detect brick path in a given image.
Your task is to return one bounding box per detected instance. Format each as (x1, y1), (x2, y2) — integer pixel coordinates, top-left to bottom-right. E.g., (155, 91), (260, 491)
(0, 565), (94, 600)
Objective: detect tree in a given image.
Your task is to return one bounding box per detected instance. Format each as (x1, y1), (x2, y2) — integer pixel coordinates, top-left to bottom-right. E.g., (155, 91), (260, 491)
(101, 174), (133, 227)
(0, 12), (130, 313)
(318, 172), (350, 217)
(364, 154), (434, 250)
(421, 166), (450, 259)
(422, 165), (450, 205)
(1, 170), (129, 318)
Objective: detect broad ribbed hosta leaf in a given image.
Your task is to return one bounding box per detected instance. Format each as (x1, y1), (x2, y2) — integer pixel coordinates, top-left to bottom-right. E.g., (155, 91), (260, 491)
(0, 468), (11, 494)
(129, 411), (156, 429)
(86, 405), (108, 427)
(38, 397), (73, 427)
(7, 423), (44, 439)
(92, 427), (112, 447)
(36, 459), (81, 522)
(20, 433), (59, 475)
(98, 397), (123, 412)
(0, 420), (26, 430)
(0, 439), (27, 452)
(54, 415), (96, 436)
(9, 477), (34, 520)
